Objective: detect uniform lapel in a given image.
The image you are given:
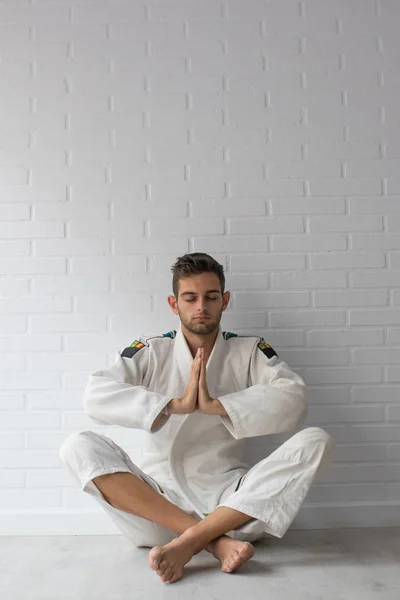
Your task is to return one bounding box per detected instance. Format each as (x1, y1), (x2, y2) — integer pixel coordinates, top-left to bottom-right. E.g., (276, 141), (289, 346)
(173, 323), (194, 382)
(204, 325), (226, 398)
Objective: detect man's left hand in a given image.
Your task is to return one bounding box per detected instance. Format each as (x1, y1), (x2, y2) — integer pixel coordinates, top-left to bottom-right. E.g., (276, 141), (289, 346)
(197, 347), (224, 415)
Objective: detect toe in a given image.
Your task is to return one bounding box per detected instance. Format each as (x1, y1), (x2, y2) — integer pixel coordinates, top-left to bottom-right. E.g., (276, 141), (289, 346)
(156, 559), (170, 577)
(149, 546), (163, 570)
(161, 567), (172, 583)
(222, 564), (233, 573)
(159, 560), (168, 573)
(167, 569), (182, 584)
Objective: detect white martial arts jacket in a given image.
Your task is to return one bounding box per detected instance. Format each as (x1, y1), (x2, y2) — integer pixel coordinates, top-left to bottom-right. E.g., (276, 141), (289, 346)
(82, 323), (308, 518)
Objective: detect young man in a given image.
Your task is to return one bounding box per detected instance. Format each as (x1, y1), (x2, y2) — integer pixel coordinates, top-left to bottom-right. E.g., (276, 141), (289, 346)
(60, 252), (334, 585)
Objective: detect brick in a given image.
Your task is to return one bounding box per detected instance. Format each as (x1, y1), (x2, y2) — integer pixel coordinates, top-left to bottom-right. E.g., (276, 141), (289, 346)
(307, 387), (350, 405)
(228, 216), (303, 234)
(307, 406), (384, 424)
(309, 215), (383, 232)
(354, 349), (400, 364)
(235, 291), (310, 308)
(311, 252), (385, 269)
(70, 256), (146, 275)
(270, 198), (346, 214)
(0, 277), (30, 295)
(305, 367), (382, 384)
(34, 275), (109, 295)
(192, 199), (265, 217)
(351, 270), (400, 287)
(31, 315), (106, 333)
(349, 197), (400, 213)
(309, 178), (382, 196)
(0, 204), (30, 220)
(349, 310), (400, 325)
(232, 253), (306, 271)
(271, 310), (345, 327)
(283, 349), (347, 367)
(307, 484), (386, 503)
(0, 335), (61, 353)
(35, 239), (110, 256)
(0, 4), (69, 23)
(351, 233), (400, 250)
(0, 167), (28, 185)
(232, 178), (304, 197)
(193, 236), (268, 252)
(354, 386), (400, 403)
(0, 297), (71, 314)
(315, 290), (388, 306)
(273, 234), (346, 252)
(149, 217), (224, 236)
(76, 292), (150, 314)
(309, 328), (384, 346)
(268, 160), (340, 179)
(272, 271), (347, 288)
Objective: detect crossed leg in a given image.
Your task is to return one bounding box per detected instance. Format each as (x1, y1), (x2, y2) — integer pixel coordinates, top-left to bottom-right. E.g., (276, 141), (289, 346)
(92, 471), (255, 584)
(148, 505), (255, 584)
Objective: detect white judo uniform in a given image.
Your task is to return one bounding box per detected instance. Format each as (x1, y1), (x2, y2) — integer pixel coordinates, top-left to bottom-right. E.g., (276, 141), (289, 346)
(60, 323), (334, 547)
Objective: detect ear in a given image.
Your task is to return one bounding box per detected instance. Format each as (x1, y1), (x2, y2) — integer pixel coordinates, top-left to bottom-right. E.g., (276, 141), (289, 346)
(167, 295), (179, 315)
(222, 290), (230, 311)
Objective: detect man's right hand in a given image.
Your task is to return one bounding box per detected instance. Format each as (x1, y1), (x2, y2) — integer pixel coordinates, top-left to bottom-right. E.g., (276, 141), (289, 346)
(167, 348), (201, 414)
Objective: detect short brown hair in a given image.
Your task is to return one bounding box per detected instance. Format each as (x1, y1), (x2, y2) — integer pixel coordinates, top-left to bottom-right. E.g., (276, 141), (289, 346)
(171, 253), (225, 298)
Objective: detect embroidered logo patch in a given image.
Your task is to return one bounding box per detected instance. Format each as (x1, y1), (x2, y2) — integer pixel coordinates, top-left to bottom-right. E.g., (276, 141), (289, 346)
(131, 340), (144, 349)
(163, 330), (177, 338)
(121, 340), (146, 358)
(257, 339), (278, 359)
(222, 331), (238, 340)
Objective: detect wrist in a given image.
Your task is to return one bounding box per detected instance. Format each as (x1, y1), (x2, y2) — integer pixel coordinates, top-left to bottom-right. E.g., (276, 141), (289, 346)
(198, 398), (218, 415)
(210, 399), (226, 416)
(163, 399), (174, 415)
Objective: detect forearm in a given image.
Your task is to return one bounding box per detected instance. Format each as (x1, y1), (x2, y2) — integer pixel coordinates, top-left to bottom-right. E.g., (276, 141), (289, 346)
(198, 398), (228, 416)
(209, 399), (227, 416)
(166, 398), (227, 416)
(166, 398), (188, 415)
(166, 398), (176, 414)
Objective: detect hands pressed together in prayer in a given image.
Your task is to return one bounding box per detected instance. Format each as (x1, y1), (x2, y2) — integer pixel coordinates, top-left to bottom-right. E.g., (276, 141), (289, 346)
(167, 347), (226, 416)
(196, 347), (218, 414)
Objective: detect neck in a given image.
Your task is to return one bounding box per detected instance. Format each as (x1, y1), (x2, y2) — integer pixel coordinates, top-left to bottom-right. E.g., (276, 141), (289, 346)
(181, 323), (220, 360)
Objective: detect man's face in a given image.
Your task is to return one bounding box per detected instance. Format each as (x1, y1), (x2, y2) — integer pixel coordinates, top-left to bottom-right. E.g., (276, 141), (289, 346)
(169, 273), (230, 335)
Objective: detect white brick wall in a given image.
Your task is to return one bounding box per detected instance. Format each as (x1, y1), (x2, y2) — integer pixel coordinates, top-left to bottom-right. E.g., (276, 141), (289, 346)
(1, 0), (399, 535)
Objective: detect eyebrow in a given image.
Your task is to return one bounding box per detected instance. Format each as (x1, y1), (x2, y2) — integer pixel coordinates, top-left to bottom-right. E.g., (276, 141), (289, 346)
(180, 290), (222, 297)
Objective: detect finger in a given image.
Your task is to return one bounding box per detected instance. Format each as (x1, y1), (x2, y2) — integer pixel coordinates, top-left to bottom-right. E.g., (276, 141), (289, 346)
(191, 349), (201, 372)
(200, 351), (205, 378)
(199, 357), (206, 388)
(191, 356), (201, 384)
(195, 348), (202, 371)
(201, 348), (206, 372)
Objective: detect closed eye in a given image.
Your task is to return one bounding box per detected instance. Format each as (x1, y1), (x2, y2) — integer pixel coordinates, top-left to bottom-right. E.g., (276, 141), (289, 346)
(186, 298), (217, 302)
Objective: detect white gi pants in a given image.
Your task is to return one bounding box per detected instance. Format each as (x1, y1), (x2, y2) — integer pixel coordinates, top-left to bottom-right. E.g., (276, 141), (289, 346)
(59, 427), (334, 548)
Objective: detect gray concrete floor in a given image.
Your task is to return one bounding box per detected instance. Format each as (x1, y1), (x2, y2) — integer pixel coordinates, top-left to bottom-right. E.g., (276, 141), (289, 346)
(1, 527), (400, 599)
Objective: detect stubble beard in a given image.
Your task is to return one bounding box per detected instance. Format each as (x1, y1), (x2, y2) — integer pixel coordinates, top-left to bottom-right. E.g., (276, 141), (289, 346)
(178, 311), (221, 335)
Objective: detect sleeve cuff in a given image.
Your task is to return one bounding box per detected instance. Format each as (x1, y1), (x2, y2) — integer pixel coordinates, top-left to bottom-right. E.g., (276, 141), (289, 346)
(217, 394), (243, 439)
(143, 397), (171, 433)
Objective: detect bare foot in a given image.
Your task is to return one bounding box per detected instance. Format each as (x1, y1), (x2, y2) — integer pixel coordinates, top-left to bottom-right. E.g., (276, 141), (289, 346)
(208, 535), (254, 573)
(148, 537), (196, 584)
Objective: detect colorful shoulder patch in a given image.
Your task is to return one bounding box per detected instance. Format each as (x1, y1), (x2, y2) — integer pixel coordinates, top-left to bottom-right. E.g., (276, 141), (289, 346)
(257, 338), (278, 359)
(222, 331), (238, 340)
(121, 339), (146, 358)
(162, 330), (177, 338)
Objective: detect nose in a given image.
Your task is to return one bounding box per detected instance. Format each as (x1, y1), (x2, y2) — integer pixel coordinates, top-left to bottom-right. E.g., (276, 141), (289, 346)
(196, 299), (207, 312)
